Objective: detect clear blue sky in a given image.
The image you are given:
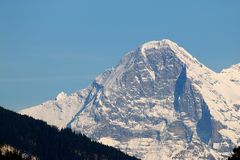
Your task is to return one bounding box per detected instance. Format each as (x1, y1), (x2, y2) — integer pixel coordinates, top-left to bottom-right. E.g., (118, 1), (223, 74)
(0, 0), (239, 111)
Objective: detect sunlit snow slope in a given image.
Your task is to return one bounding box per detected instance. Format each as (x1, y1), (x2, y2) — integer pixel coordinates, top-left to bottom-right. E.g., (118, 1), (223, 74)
(20, 39), (240, 160)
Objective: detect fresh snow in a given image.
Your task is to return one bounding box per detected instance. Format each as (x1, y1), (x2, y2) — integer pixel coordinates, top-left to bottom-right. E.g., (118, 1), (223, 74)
(20, 39), (240, 160)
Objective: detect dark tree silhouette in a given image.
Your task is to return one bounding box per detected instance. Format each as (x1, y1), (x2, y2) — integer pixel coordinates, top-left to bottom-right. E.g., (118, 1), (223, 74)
(228, 146), (240, 160)
(0, 150), (24, 160)
(0, 106), (139, 160)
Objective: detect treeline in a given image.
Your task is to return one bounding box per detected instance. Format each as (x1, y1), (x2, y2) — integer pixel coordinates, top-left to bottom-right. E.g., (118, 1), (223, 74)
(228, 146), (240, 160)
(0, 106), (139, 160)
(0, 140), (24, 160)
(0, 150), (24, 160)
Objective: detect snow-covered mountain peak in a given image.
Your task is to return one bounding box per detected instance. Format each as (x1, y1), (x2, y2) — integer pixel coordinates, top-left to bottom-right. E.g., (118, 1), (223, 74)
(94, 39), (194, 93)
(56, 91), (68, 101)
(231, 63), (240, 69)
(139, 39), (205, 70)
(221, 63), (240, 73)
(20, 39), (240, 160)
(140, 39), (185, 58)
(140, 39), (178, 50)
(220, 63), (240, 86)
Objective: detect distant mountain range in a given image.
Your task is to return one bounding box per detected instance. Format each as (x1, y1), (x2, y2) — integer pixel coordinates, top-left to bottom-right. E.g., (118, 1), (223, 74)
(0, 106), (138, 160)
(20, 39), (240, 160)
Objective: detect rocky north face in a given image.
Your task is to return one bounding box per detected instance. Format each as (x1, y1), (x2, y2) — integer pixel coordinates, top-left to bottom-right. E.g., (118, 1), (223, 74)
(20, 39), (240, 160)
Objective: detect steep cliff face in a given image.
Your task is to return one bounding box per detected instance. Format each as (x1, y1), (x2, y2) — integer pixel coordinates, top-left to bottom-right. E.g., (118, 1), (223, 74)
(20, 40), (240, 160)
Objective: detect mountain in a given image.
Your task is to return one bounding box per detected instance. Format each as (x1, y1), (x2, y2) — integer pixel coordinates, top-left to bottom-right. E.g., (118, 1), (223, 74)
(20, 39), (240, 160)
(0, 106), (138, 160)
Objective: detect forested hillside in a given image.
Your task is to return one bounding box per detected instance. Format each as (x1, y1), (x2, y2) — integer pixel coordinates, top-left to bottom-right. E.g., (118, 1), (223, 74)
(0, 106), (139, 160)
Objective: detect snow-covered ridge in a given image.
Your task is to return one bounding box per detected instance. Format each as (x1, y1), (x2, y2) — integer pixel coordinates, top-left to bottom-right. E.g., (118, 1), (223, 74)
(141, 39), (198, 63)
(20, 89), (89, 129)
(220, 63), (240, 86)
(141, 39), (177, 51)
(20, 39), (240, 160)
(220, 63), (240, 79)
(56, 91), (68, 101)
(221, 63), (240, 73)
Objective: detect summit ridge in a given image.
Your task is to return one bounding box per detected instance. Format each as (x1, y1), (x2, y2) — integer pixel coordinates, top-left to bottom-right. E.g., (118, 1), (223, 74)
(20, 40), (240, 160)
